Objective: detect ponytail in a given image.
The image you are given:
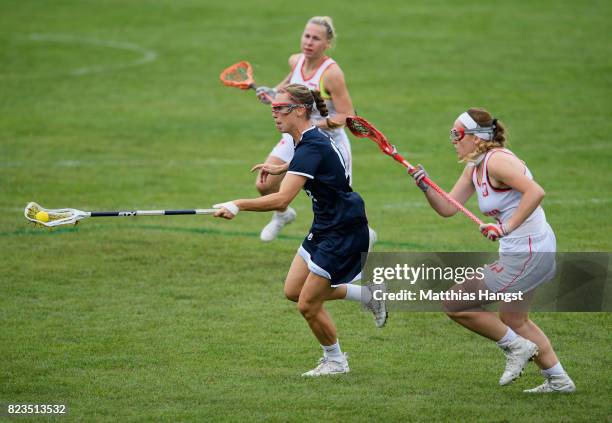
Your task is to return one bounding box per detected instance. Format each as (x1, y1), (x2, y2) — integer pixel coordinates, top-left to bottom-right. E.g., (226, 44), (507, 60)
(461, 108), (507, 163)
(310, 90), (329, 117)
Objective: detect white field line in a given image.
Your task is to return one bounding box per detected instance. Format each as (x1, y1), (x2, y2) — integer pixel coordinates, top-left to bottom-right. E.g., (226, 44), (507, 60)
(29, 33), (158, 76)
(2, 33), (157, 78)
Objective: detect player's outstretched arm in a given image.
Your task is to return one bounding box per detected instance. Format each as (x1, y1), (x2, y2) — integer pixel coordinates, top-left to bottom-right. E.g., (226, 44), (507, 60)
(213, 173), (306, 219)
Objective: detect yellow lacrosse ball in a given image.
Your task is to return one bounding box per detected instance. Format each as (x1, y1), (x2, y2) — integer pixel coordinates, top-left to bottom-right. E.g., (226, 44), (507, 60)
(35, 211), (49, 222)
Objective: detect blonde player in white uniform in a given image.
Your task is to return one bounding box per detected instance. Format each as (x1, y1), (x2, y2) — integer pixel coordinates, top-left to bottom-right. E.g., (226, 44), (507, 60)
(252, 16), (376, 247)
(410, 108), (575, 393)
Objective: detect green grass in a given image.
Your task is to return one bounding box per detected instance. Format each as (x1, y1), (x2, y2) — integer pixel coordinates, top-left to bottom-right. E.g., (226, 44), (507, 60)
(1, 0), (611, 421)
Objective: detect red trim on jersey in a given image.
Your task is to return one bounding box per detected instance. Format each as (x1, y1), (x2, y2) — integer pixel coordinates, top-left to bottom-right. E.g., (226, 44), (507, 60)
(486, 171), (512, 192)
(474, 164), (484, 187)
(485, 150), (513, 192)
(499, 236), (533, 293)
(289, 56), (299, 74)
(300, 55), (330, 81)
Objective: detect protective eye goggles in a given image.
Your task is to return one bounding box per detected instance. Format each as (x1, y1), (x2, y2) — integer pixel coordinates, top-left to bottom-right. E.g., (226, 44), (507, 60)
(271, 102), (305, 114)
(449, 126), (495, 143)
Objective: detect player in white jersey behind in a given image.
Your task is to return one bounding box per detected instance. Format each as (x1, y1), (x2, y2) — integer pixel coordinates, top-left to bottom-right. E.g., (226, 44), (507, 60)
(409, 108), (575, 393)
(251, 16), (376, 247)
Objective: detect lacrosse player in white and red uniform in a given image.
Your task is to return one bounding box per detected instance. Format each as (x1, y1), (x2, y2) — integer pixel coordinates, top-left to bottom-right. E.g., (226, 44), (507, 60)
(251, 16), (376, 247)
(409, 108), (575, 393)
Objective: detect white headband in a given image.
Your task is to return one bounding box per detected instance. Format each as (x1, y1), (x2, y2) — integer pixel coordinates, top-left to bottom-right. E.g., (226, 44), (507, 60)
(458, 112), (493, 140)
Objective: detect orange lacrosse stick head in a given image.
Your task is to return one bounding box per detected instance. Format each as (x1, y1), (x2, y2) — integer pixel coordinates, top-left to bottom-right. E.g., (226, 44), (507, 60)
(219, 61), (255, 90)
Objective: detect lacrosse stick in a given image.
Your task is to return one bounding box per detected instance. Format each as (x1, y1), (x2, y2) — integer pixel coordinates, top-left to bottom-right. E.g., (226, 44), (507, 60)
(346, 116), (484, 226)
(24, 202), (216, 228)
(219, 61), (273, 102)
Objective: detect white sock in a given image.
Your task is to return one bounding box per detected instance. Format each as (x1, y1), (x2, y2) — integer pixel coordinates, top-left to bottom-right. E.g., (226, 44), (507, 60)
(275, 208), (292, 219)
(542, 362), (565, 377)
(321, 341), (343, 360)
(496, 327), (518, 348)
(344, 284), (371, 304)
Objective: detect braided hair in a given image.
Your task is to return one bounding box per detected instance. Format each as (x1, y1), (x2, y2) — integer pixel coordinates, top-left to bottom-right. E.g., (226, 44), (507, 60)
(281, 83), (329, 119)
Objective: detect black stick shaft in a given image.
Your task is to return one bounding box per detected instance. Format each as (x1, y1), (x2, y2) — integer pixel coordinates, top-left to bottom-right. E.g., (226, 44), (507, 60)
(90, 209), (213, 217)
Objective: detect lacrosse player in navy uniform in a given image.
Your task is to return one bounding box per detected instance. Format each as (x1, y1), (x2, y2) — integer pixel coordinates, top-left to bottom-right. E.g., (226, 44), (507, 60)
(214, 83), (386, 376)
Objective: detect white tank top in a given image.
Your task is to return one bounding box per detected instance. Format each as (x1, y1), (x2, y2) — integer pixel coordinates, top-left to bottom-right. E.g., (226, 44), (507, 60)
(471, 148), (547, 238)
(289, 54), (343, 139)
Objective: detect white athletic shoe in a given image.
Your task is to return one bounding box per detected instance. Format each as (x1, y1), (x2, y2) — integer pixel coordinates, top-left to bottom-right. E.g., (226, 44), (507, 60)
(301, 353), (350, 377)
(524, 372), (576, 393)
(368, 227), (377, 252)
(499, 336), (539, 386)
(365, 284), (387, 328)
(260, 207), (297, 242)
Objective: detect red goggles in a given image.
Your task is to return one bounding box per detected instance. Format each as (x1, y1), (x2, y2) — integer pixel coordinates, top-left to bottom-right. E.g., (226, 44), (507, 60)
(450, 127), (469, 142)
(449, 127), (494, 142)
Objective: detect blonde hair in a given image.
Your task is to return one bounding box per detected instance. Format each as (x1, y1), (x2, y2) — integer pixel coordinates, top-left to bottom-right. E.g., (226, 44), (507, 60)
(308, 16), (336, 44)
(461, 107), (507, 163)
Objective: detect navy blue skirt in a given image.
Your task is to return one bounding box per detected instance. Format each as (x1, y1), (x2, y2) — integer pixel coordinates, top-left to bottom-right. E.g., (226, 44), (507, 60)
(298, 224), (370, 286)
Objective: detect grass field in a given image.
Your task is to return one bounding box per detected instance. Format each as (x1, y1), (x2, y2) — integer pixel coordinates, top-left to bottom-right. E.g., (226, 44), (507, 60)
(1, 1), (611, 421)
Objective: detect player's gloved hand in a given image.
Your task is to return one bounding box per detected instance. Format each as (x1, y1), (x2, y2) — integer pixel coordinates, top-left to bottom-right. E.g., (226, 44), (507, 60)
(479, 222), (508, 241)
(410, 164), (429, 192)
(255, 86), (276, 104)
(213, 201), (240, 219)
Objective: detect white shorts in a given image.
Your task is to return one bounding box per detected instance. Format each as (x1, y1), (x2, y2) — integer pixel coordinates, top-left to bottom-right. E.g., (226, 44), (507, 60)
(483, 223), (557, 293)
(269, 128), (353, 182)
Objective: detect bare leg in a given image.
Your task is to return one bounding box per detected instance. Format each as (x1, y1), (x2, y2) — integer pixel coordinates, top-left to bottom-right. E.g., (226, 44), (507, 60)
(443, 278), (508, 341)
(446, 310), (509, 341)
(284, 254), (310, 302)
(284, 254), (348, 302)
(297, 272), (340, 345)
(284, 257), (353, 376)
(444, 279), (553, 386)
(500, 295), (560, 369)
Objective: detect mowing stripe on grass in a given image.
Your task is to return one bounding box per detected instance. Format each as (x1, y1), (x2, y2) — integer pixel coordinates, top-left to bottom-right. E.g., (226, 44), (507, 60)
(2, 224), (423, 249)
(0, 158), (250, 168)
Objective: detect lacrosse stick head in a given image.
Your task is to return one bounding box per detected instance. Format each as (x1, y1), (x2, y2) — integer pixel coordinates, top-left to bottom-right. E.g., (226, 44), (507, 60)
(219, 61), (255, 90)
(24, 202), (88, 228)
(346, 116), (396, 156)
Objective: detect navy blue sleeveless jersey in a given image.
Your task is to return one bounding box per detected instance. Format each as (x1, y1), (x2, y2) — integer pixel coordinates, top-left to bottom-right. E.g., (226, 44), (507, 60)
(287, 127), (368, 232)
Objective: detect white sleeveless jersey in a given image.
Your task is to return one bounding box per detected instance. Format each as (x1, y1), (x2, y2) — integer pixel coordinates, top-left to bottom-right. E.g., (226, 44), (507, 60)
(289, 54), (343, 140)
(472, 148), (547, 239)
(270, 54), (353, 181)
